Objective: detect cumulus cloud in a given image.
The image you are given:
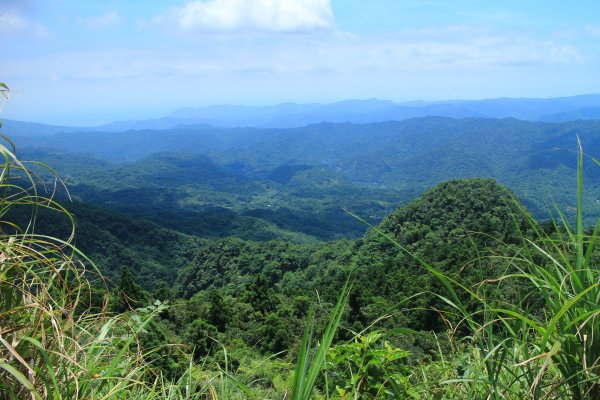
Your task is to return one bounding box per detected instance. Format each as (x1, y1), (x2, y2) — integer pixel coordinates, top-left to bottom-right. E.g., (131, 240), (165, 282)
(78, 11), (121, 29)
(155, 0), (335, 34)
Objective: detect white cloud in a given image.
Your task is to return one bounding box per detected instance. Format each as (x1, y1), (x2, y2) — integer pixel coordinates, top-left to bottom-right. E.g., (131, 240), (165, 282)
(0, 11), (29, 33)
(0, 10), (48, 37)
(587, 25), (600, 37)
(155, 0), (335, 34)
(364, 26), (582, 69)
(79, 11), (121, 29)
(4, 25), (582, 85)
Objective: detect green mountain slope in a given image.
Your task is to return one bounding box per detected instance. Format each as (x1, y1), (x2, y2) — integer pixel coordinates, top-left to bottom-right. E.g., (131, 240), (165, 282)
(14, 117), (600, 227)
(174, 178), (531, 336)
(6, 201), (203, 288)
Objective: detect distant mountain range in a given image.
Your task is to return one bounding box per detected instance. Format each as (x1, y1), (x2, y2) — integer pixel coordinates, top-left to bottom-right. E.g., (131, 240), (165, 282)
(163, 95), (600, 128)
(4, 94), (600, 135)
(7, 115), (600, 227)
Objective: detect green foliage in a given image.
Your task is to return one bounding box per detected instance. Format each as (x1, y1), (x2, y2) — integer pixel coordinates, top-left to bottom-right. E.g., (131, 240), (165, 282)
(112, 266), (149, 312)
(244, 273), (279, 315)
(262, 312), (293, 353)
(184, 319), (218, 360)
(4, 198), (204, 289)
(176, 237), (325, 298)
(326, 331), (417, 399)
(291, 278), (350, 400)
(206, 288), (230, 331)
(152, 281), (174, 302)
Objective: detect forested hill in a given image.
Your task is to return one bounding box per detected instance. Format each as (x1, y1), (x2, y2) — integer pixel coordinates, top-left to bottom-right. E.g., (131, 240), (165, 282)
(173, 178), (531, 339)
(377, 178), (528, 248)
(9, 176), (527, 309)
(7, 117), (592, 166)
(6, 201), (204, 288)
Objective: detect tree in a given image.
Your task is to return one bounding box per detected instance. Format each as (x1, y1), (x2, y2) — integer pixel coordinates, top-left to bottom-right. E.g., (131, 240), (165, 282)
(112, 266), (147, 312)
(184, 319), (217, 360)
(262, 312), (292, 353)
(152, 281), (174, 303)
(244, 273), (279, 315)
(206, 289), (229, 331)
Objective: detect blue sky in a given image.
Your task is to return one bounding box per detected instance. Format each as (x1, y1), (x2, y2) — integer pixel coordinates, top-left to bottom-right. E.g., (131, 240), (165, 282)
(1, 0), (600, 125)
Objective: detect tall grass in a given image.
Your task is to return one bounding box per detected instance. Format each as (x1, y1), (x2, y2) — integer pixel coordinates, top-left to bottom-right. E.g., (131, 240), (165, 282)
(0, 137), (83, 398)
(291, 278), (350, 400)
(365, 140), (599, 399)
(501, 140), (600, 399)
(0, 136), (156, 398)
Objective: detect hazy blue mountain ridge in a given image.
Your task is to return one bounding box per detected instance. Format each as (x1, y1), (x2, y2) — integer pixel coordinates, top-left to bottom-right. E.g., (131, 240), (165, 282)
(5, 94), (600, 135)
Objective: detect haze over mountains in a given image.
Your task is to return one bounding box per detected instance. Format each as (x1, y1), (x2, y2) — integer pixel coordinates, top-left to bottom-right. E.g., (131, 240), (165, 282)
(163, 94), (600, 128)
(4, 94), (600, 134)
(3, 94), (600, 246)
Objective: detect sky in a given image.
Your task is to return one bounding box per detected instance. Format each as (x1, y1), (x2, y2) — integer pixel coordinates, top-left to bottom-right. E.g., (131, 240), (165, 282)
(1, 0), (600, 125)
